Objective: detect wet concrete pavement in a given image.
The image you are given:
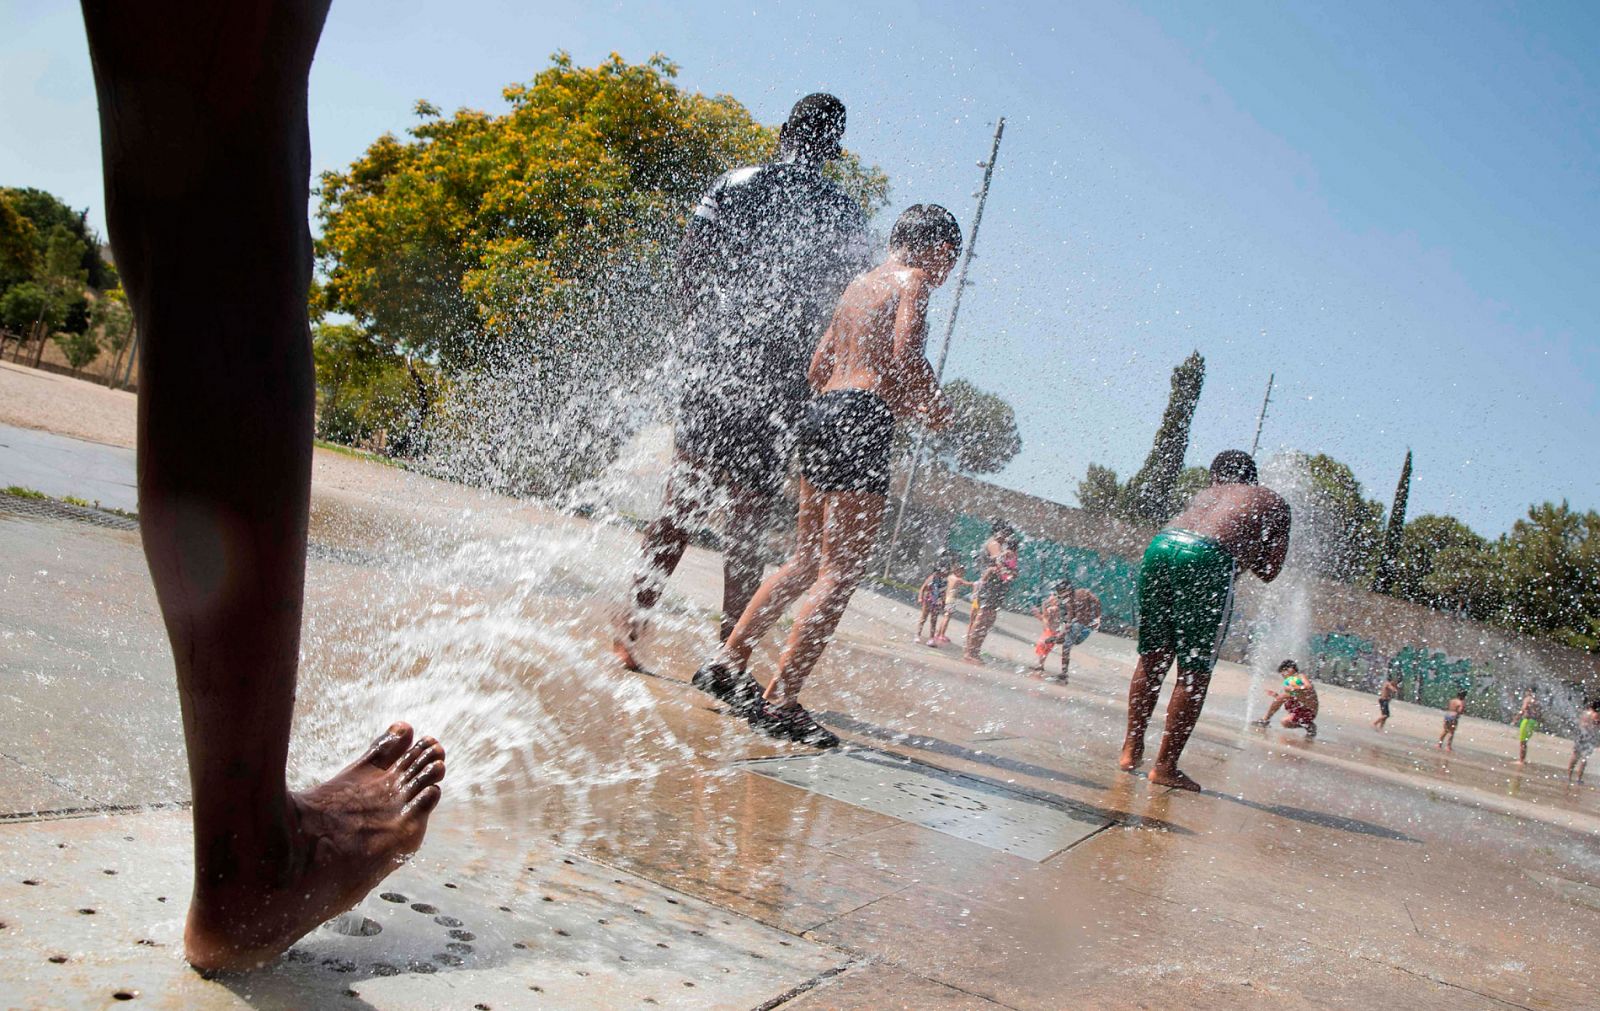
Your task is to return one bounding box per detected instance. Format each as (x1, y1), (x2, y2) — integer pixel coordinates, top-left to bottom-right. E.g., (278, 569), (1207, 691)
(3, 370), (1599, 1008)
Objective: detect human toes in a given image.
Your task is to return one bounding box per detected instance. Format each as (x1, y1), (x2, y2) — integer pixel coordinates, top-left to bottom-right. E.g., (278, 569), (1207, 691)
(363, 722), (415, 769)
(404, 759), (446, 799)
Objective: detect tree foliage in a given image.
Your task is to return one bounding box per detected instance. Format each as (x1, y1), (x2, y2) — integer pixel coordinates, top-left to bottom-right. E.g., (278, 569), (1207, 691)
(1077, 463), (1121, 515)
(1291, 452), (1384, 582)
(317, 52), (889, 369)
(1371, 450), (1412, 593)
(0, 187), (113, 291)
(312, 322), (438, 452)
(1122, 351), (1205, 523)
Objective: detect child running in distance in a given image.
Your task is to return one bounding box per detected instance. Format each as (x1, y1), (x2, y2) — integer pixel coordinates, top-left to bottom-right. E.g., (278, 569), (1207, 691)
(693, 204), (959, 747)
(1516, 687), (1542, 765)
(1439, 691), (1466, 750)
(1569, 700), (1598, 784)
(1373, 672), (1401, 730)
(916, 551), (957, 645)
(1254, 660), (1319, 738)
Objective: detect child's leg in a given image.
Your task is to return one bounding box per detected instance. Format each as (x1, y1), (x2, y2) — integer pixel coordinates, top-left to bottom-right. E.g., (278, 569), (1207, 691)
(1058, 645), (1071, 680)
(767, 490), (885, 704)
(719, 484), (777, 642)
(717, 480), (824, 671)
(964, 606), (998, 659)
(1119, 649), (1173, 770)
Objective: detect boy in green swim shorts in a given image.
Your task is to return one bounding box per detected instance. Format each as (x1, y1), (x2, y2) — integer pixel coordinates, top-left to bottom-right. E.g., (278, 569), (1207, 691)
(1515, 687), (1542, 765)
(1120, 451), (1291, 791)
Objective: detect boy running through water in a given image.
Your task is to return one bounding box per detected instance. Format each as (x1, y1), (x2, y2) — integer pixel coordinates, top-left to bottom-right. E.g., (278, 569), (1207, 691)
(1373, 672), (1401, 730)
(1516, 687), (1542, 764)
(916, 550), (957, 644)
(1033, 578), (1103, 683)
(1254, 660), (1319, 737)
(1120, 450), (1291, 791)
(693, 205), (959, 746)
(1440, 691), (1466, 750)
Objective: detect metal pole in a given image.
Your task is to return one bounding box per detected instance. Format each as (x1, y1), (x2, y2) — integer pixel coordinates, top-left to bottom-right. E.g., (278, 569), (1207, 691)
(1250, 372), (1274, 457)
(881, 116), (1006, 579)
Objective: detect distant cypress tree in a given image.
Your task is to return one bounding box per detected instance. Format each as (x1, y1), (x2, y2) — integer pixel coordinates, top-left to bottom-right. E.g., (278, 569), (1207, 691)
(1122, 351), (1205, 523)
(1372, 450), (1412, 594)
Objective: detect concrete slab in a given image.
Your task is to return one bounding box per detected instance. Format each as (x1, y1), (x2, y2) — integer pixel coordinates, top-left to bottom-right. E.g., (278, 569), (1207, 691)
(0, 810), (847, 1010)
(0, 422), (138, 512)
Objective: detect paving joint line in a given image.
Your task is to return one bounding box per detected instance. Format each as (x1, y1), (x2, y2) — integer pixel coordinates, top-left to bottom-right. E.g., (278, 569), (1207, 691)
(752, 957), (859, 1011)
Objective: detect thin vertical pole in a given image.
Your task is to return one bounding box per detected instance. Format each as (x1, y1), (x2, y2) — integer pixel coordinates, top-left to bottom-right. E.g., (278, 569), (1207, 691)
(1250, 372), (1274, 457)
(881, 117), (1006, 579)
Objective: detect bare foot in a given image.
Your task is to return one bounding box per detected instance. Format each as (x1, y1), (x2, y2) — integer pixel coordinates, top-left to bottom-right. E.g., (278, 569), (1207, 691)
(962, 655), (985, 666)
(1118, 740), (1143, 772)
(184, 723), (445, 973)
(1148, 764), (1202, 792)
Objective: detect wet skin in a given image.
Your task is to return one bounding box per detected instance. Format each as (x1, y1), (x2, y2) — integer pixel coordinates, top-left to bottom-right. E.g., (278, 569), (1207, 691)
(718, 248), (953, 710)
(81, 0), (444, 970)
(1120, 478), (1291, 791)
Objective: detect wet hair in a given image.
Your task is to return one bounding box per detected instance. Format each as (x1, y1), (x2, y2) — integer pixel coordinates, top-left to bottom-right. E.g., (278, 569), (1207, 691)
(890, 204), (962, 256)
(1054, 579), (1074, 595)
(1211, 450), (1259, 486)
(991, 518), (1014, 535)
(780, 93), (846, 159)
(936, 549), (956, 565)
(1456, 691), (1468, 700)
(1277, 659), (1299, 673)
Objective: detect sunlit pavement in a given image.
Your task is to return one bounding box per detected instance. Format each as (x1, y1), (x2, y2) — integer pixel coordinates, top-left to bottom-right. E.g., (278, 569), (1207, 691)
(4, 368), (1599, 1008)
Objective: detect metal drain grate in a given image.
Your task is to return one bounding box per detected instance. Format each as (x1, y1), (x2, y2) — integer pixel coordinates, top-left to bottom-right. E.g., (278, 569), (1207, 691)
(741, 749), (1111, 861)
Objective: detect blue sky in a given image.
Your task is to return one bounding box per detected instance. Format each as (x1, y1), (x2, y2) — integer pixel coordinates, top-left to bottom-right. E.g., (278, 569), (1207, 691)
(3, 0), (1595, 535)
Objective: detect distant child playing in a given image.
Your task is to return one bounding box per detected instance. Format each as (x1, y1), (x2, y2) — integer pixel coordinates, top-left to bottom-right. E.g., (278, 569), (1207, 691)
(1516, 687), (1542, 765)
(1569, 700), (1598, 784)
(1373, 673), (1401, 730)
(963, 546), (1017, 664)
(1032, 579), (1103, 683)
(916, 551), (958, 645)
(1439, 691), (1466, 750)
(693, 204), (960, 747)
(1253, 660), (1319, 737)
(931, 564), (974, 646)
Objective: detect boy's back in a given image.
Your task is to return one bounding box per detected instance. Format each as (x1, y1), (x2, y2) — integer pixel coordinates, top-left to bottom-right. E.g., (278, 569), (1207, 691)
(812, 263), (942, 420)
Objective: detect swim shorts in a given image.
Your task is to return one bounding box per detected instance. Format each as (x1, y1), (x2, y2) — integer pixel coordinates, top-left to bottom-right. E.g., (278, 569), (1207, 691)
(1136, 529), (1237, 679)
(796, 389), (895, 495)
(1284, 700), (1316, 728)
(1379, 698), (1391, 717)
(1519, 718), (1539, 742)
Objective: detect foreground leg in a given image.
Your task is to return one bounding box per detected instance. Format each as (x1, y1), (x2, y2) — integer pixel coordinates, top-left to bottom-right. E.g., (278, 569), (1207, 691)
(766, 489), (884, 705)
(716, 480), (824, 672)
(1149, 667), (1211, 791)
(1119, 650), (1171, 771)
(83, 0), (441, 971)
(963, 606), (998, 662)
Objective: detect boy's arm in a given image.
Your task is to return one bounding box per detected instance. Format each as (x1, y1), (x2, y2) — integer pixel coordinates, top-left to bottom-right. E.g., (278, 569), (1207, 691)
(1251, 495), (1293, 582)
(891, 274), (952, 429)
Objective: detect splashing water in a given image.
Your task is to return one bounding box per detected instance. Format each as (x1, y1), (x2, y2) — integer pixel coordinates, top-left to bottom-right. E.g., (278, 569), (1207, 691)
(1244, 452), (1317, 722)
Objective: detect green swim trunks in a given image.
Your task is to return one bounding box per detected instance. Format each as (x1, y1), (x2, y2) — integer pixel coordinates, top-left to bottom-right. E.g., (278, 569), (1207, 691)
(1136, 529), (1237, 678)
(1519, 718), (1539, 741)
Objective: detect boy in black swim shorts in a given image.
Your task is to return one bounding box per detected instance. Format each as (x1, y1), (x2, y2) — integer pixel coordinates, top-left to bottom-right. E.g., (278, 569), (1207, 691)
(694, 204), (960, 746)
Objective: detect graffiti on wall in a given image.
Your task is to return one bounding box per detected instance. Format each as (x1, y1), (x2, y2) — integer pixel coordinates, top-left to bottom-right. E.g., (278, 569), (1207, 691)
(1308, 632), (1499, 712)
(945, 515), (1139, 631)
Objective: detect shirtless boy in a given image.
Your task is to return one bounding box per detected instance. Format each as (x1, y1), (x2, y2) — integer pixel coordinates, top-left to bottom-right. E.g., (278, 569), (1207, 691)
(1033, 578), (1103, 683)
(1516, 687), (1542, 764)
(80, 2), (444, 970)
(1254, 660), (1319, 737)
(1373, 672), (1401, 730)
(1120, 450), (1291, 791)
(1440, 691), (1466, 750)
(931, 562), (974, 646)
(693, 205), (958, 746)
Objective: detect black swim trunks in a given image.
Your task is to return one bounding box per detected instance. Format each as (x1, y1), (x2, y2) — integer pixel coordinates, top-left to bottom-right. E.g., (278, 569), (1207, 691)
(796, 389), (895, 496)
(675, 382), (796, 497)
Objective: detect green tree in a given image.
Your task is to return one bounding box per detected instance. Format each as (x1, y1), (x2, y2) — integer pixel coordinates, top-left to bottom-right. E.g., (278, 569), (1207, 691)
(312, 322), (438, 451)
(91, 289), (136, 384)
(0, 187), (113, 291)
(1171, 465), (1212, 513)
(52, 327), (101, 375)
(913, 378), (1022, 475)
(1122, 350), (1205, 523)
(1288, 452), (1384, 582)
(0, 281), (62, 335)
(1077, 463), (1122, 515)
(1390, 513), (1486, 603)
(317, 52), (889, 367)
(0, 191), (40, 293)
(1372, 449), (1413, 594)
(1496, 502), (1600, 651)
